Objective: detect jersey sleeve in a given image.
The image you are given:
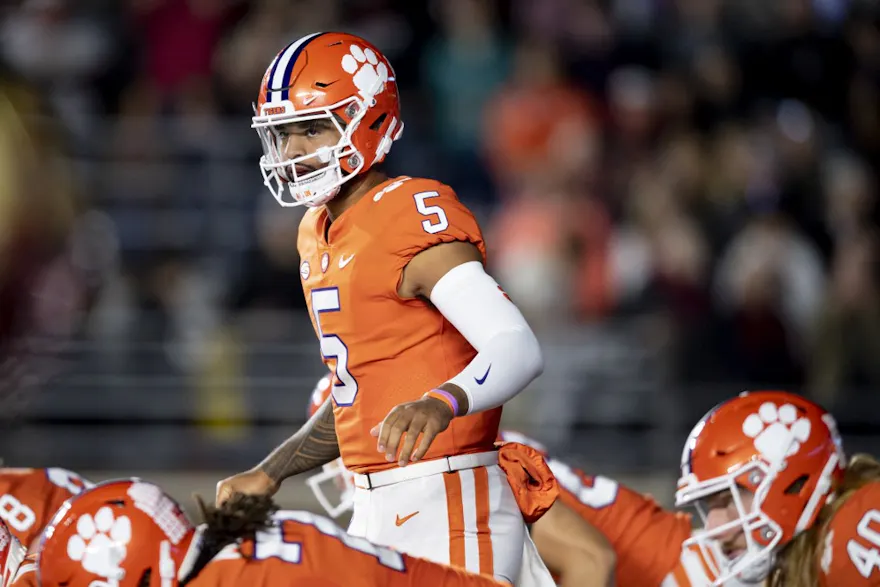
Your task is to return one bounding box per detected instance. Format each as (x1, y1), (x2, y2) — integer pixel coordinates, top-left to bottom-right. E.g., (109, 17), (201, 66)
(381, 179), (486, 267)
(403, 552), (508, 587)
(8, 553), (37, 587)
(819, 482), (880, 586)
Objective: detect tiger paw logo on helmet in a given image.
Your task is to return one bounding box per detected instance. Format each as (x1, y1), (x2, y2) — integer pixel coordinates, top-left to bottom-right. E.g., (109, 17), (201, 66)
(742, 402), (812, 463)
(66, 506), (131, 579)
(341, 44), (388, 103)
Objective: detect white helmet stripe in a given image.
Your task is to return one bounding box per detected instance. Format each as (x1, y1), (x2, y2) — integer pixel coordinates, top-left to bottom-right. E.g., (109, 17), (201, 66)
(268, 32), (324, 103)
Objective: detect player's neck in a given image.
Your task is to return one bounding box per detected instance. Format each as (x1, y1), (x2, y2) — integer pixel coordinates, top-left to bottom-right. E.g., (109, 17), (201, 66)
(325, 169), (387, 222)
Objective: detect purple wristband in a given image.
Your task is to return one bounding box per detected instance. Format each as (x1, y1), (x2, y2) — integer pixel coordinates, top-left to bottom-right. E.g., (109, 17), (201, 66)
(426, 388), (459, 416)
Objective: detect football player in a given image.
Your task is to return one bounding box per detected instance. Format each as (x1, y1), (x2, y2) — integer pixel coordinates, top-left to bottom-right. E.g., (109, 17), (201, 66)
(677, 390), (880, 586)
(0, 467), (92, 551)
(304, 411), (723, 586)
(36, 479), (516, 587)
(499, 431), (730, 587)
(305, 375), (617, 586)
(216, 31), (545, 583)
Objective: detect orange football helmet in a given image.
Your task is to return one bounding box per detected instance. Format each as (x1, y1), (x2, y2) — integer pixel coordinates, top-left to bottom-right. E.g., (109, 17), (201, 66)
(37, 479), (196, 587)
(675, 391), (846, 585)
(253, 31), (404, 207)
(305, 372), (355, 519)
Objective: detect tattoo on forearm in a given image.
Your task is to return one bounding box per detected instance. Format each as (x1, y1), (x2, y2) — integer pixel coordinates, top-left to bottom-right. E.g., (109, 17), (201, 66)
(258, 397), (339, 483)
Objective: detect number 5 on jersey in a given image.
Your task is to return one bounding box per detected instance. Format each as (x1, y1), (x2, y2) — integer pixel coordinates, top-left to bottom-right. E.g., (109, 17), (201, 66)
(414, 191), (448, 234)
(311, 287), (358, 406)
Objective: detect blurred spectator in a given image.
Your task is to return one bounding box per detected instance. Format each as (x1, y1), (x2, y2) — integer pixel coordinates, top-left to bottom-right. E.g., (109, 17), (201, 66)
(0, 0), (114, 144)
(482, 39), (600, 191)
(809, 232), (880, 406)
(822, 151), (876, 241)
(0, 64), (96, 417)
(227, 200), (307, 320)
(484, 39), (608, 324)
(713, 213), (824, 384)
(215, 0), (342, 111)
(422, 0), (511, 202)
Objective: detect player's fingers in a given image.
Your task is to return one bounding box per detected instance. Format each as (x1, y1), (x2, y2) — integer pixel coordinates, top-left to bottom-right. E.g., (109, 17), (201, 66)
(383, 413), (412, 462)
(376, 408), (403, 453)
(397, 414), (428, 467)
(215, 481), (230, 507)
(411, 423), (440, 463)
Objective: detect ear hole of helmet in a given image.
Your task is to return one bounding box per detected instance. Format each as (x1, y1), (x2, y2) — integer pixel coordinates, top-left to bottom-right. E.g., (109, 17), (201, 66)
(369, 113), (387, 131)
(784, 474), (809, 495)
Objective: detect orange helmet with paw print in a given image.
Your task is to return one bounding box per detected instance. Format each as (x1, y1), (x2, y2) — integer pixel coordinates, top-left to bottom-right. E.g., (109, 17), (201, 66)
(675, 391), (846, 585)
(36, 479), (196, 587)
(253, 32), (404, 208)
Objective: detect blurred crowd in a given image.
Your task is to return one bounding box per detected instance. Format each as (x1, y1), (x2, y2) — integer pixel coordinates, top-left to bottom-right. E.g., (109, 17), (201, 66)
(1, 0), (878, 414)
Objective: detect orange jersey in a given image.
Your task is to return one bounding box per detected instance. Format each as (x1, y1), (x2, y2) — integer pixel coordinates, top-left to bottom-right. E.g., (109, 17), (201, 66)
(188, 510), (507, 587)
(7, 554), (36, 587)
(818, 481), (880, 586)
(0, 468), (91, 548)
(498, 431), (718, 587)
(299, 176), (500, 473)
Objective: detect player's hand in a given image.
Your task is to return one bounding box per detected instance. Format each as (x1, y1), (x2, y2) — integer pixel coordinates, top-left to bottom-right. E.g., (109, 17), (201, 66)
(370, 396), (454, 467)
(215, 467), (278, 507)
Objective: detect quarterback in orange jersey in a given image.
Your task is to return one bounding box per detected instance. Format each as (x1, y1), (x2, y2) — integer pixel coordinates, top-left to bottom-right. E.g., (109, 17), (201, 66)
(0, 467), (92, 550)
(37, 479), (511, 587)
(676, 390), (880, 587)
(216, 31), (546, 584)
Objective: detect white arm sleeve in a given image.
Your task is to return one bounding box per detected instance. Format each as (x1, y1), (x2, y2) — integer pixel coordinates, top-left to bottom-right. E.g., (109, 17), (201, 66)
(429, 261), (543, 415)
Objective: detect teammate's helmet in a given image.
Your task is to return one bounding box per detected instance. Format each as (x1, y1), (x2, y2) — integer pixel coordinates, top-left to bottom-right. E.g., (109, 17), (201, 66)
(37, 479), (196, 587)
(0, 520), (25, 585)
(253, 31), (404, 208)
(305, 373), (356, 519)
(675, 391), (845, 585)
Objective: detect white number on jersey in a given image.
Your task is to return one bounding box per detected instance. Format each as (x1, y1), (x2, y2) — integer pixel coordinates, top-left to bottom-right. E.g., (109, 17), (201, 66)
(549, 460), (619, 509)
(310, 287), (358, 406)
(255, 511), (406, 572)
(414, 191), (449, 234)
(847, 509), (880, 578)
(46, 468), (92, 495)
(0, 494), (35, 533)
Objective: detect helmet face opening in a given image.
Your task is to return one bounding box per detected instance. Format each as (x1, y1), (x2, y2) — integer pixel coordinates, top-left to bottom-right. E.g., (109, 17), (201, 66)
(306, 458), (355, 519)
(677, 465), (781, 585)
(253, 99), (364, 208)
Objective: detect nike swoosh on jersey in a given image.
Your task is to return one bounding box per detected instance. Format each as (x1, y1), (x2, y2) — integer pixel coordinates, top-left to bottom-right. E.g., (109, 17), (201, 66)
(338, 254), (355, 268)
(475, 365), (491, 385)
(395, 511), (419, 526)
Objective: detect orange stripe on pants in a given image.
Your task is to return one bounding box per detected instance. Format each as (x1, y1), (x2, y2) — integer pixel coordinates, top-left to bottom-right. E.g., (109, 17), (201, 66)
(443, 471), (466, 568)
(473, 467), (495, 576)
